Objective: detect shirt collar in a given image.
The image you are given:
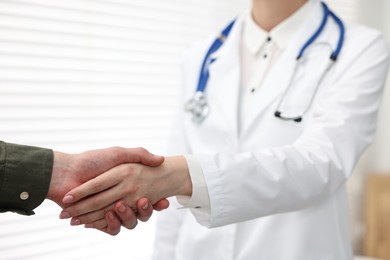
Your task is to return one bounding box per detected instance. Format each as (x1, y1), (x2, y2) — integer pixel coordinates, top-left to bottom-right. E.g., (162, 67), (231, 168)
(243, 0), (314, 54)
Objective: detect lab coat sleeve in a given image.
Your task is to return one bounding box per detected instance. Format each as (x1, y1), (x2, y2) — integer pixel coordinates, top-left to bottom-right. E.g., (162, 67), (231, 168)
(152, 106), (188, 259)
(189, 32), (390, 228)
(176, 155), (210, 213)
(152, 50), (206, 258)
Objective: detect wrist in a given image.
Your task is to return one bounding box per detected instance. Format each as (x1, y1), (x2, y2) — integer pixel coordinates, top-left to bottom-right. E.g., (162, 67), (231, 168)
(47, 151), (71, 202)
(163, 156), (192, 197)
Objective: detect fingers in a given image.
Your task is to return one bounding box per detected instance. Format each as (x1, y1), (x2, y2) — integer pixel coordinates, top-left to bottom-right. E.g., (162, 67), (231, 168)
(81, 202), (138, 232)
(114, 201), (138, 229)
(102, 211), (121, 235)
(85, 204), (138, 236)
(69, 208), (107, 225)
(85, 211), (121, 236)
(153, 198), (170, 211)
(62, 168), (121, 205)
(61, 182), (128, 219)
(85, 217), (109, 230)
(84, 199), (157, 232)
(135, 198), (153, 222)
(64, 198), (166, 236)
(126, 147), (165, 167)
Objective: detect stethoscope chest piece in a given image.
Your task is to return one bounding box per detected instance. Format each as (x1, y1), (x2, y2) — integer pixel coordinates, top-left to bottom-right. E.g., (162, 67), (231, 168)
(185, 2), (344, 124)
(185, 91), (209, 124)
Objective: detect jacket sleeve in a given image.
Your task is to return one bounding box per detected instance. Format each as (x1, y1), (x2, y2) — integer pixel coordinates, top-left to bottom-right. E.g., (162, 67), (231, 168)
(189, 31), (390, 228)
(0, 141), (53, 215)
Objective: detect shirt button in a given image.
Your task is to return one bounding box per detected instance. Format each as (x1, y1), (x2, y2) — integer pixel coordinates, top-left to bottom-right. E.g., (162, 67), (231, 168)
(20, 192), (29, 200)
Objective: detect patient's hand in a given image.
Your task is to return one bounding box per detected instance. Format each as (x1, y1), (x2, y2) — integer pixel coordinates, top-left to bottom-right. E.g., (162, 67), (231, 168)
(89, 198), (169, 235)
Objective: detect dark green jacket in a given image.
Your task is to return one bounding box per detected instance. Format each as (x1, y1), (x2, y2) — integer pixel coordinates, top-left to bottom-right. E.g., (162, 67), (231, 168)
(0, 141), (53, 215)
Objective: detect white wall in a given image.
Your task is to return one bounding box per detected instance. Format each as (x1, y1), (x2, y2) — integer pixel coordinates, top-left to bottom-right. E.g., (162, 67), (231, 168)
(354, 0), (390, 172)
(346, 0), (390, 254)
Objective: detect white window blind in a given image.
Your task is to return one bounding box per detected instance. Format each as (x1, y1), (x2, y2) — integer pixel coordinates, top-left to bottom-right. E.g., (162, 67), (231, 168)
(0, 0), (248, 259)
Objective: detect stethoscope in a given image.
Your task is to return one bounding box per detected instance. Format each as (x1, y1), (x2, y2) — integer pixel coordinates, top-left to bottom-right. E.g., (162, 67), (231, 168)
(185, 2), (345, 124)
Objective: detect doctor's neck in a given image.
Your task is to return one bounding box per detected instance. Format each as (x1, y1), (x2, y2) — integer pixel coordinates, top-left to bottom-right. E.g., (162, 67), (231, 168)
(251, 0), (307, 31)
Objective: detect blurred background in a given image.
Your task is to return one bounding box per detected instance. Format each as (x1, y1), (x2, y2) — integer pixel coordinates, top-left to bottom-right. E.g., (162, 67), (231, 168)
(0, 0), (389, 259)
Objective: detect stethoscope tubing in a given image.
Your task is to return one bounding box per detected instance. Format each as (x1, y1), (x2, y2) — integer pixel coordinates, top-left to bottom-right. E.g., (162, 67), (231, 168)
(274, 2), (345, 122)
(186, 1), (345, 124)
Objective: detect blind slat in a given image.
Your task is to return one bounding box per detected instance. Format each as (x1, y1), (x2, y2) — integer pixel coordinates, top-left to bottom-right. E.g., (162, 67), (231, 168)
(0, 1), (248, 259)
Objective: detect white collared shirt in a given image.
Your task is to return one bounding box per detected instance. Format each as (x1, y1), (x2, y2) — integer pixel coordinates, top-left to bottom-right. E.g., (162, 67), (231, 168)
(239, 1), (312, 133)
(179, 1), (313, 212)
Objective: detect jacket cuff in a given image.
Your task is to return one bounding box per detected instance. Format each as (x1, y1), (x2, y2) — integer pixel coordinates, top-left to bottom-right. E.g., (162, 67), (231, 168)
(0, 141), (54, 215)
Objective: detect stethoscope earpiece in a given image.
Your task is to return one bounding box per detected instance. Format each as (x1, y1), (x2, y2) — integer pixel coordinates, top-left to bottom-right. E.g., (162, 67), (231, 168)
(274, 111), (303, 123)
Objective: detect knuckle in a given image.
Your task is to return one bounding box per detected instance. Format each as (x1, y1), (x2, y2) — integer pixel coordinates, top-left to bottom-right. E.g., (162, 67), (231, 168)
(119, 164), (138, 179)
(124, 185), (138, 195)
(91, 180), (103, 193)
(108, 146), (125, 161)
(68, 206), (82, 217)
(109, 146), (121, 153)
(136, 147), (148, 155)
(91, 197), (104, 209)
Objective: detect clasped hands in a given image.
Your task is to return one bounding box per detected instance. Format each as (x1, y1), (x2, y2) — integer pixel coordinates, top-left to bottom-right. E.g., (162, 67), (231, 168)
(48, 146), (191, 235)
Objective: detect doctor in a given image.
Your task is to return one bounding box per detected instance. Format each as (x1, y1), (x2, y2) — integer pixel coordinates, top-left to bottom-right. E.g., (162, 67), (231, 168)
(61, 0), (390, 259)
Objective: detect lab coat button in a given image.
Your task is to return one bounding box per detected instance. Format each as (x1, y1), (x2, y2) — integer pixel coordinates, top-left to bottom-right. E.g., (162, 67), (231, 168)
(20, 192), (29, 200)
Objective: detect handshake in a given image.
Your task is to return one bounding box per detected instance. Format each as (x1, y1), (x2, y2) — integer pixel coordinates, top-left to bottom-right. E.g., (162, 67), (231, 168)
(48, 147), (192, 235)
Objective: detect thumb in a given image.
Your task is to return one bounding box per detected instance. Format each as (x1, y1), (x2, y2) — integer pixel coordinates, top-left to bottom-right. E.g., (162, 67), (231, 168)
(126, 148), (164, 167)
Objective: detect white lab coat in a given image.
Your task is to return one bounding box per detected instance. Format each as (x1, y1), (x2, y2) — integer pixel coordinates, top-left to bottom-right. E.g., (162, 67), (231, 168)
(153, 1), (390, 259)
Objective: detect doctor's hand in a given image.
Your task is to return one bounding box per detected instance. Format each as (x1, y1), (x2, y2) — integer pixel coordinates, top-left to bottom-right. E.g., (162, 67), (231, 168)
(59, 156), (192, 226)
(46, 147), (167, 235)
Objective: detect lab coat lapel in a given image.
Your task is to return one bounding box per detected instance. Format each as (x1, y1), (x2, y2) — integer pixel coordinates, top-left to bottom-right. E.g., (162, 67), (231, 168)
(242, 1), (333, 135)
(207, 17), (244, 139)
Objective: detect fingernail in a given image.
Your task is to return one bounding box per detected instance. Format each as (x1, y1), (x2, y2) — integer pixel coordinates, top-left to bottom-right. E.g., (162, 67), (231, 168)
(118, 204), (126, 213)
(59, 211), (70, 219)
(85, 224), (93, 228)
(63, 195), (74, 204)
(107, 211), (115, 220)
(71, 218), (80, 226)
(142, 203), (149, 210)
